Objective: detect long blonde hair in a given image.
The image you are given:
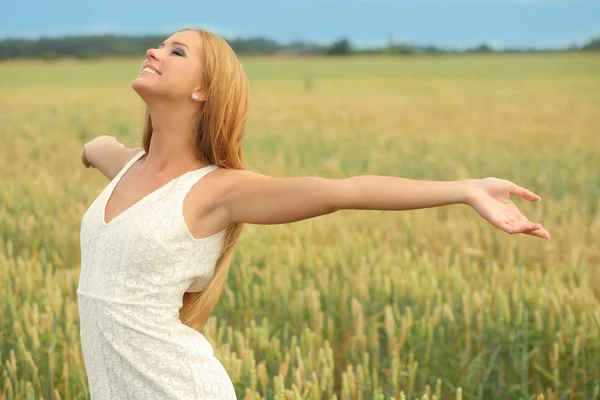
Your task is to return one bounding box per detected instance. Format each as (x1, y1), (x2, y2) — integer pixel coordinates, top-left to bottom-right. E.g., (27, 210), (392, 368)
(141, 28), (248, 331)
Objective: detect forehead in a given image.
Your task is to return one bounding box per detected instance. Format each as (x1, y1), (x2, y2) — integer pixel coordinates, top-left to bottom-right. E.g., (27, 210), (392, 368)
(164, 30), (202, 53)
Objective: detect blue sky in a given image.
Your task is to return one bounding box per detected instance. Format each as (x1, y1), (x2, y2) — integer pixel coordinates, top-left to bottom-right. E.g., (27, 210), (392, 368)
(2, 0), (599, 49)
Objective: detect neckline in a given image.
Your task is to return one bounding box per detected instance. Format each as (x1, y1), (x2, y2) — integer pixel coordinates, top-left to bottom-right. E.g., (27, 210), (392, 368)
(101, 149), (216, 227)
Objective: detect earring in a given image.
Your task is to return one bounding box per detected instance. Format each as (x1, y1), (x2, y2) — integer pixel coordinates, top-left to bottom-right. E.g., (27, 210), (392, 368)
(191, 94), (199, 101)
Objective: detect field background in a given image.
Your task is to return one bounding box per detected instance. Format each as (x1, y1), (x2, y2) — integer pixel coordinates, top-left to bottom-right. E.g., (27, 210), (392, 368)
(1, 53), (599, 399)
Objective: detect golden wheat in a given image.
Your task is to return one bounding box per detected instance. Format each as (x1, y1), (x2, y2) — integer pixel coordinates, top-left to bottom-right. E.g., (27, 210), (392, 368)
(1, 53), (599, 399)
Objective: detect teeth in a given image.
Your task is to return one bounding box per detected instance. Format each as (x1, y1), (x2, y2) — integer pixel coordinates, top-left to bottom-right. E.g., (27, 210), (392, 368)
(142, 67), (159, 75)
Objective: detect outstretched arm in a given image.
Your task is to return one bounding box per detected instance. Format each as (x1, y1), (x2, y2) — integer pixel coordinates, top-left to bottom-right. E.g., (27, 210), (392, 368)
(218, 171), (550, 240)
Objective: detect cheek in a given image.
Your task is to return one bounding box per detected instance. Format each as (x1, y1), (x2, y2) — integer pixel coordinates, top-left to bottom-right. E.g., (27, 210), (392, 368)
(166, 68), (196, 94)
(151, 75), (188, 100)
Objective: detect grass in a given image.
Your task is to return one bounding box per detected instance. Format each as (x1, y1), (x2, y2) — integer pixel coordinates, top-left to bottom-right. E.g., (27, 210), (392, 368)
(1, 53), (599, 399)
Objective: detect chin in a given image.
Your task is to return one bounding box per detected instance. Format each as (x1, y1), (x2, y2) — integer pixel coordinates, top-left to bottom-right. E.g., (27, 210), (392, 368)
(132, 75), (149, 89)
(131, 77), (156, 97)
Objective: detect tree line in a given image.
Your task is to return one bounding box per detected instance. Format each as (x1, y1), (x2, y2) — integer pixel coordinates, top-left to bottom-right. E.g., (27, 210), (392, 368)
(0, 33), (598, 60)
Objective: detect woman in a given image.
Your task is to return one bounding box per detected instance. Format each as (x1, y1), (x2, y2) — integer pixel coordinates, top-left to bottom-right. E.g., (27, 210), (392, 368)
(77, 27), (551, 399)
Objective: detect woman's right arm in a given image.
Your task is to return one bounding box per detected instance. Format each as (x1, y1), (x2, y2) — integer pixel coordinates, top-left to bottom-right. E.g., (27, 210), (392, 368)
(81, 135), (142, 180)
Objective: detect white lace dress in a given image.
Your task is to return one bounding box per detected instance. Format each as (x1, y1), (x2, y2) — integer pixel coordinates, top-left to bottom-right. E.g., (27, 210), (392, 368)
(77, 149), (237, 399)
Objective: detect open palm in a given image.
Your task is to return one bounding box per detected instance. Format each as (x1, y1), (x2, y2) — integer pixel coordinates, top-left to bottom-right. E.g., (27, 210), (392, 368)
(467, 177), (551, 240)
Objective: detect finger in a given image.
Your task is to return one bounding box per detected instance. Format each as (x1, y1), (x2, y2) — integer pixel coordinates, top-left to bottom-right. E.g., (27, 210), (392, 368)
(502, 221), (543, 234)
(516, 213), (533, 225)
(501, 221), (522, 234)
(516, 214), (542, 230)
(524, 228), (551, 240)
(509, 183), (541, 202)
(517, 223), (544, 234)
(523, 223), (543, 231)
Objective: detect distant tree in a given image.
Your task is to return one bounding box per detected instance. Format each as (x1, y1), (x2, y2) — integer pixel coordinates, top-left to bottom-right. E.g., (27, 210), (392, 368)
(42, 51), (58, 61)
(581, 35), (600, 51)
(228, 37), (280, 54)
(389, 43), (415, 55)
(75, 50), (102, 60)
(422, 45), (444, 54)
(326, 38), (352, 55)
(468, 43), (494, 53)
(0, 32), (596, 59)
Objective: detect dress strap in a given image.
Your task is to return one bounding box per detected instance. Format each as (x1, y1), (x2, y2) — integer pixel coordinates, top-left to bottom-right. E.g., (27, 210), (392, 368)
(175, 165), (219, 207)
(111, 149), (146, 184)
(176, 165), (224, 294)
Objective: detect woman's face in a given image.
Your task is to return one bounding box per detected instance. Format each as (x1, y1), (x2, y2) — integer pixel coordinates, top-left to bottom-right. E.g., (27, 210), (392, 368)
(132, 30), (203, 103)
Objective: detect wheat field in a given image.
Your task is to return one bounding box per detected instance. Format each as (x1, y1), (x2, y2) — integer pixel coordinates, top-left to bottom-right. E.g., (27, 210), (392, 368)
(1, 53), (599, 399)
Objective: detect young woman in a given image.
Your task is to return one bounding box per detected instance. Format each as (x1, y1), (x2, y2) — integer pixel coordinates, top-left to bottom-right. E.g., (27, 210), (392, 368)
(77, 28), (551, 399)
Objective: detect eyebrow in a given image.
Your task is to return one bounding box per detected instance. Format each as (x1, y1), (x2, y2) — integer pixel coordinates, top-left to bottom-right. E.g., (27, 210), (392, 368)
(159, 41), (190, 51)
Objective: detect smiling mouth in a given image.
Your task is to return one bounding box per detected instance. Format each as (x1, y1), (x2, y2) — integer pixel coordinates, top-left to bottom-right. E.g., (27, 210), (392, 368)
(140, 67), (160, 75)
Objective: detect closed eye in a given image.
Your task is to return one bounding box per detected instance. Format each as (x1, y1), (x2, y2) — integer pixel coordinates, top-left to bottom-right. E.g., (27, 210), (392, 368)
(157, 43), (186, 57)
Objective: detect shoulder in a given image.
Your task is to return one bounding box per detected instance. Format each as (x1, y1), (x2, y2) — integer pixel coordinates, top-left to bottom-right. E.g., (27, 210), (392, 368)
(204, 168), (271, 195)
(188, 168), (271, 211)
(124, 147), (144, 163)
(85, 136), (143, 181)
(183, 168), (267, 233)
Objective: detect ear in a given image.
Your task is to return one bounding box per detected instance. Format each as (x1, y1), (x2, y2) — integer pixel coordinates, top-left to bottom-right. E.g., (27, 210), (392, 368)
(192, 87), (208, 102)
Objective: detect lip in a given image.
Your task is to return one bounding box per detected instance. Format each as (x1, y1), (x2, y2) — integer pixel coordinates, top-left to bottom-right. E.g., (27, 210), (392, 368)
(140, 63), (161, 75)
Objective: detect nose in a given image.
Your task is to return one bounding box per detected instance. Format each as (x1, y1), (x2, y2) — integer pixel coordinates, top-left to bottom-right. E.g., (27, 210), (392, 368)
(146, 47), (159, 61)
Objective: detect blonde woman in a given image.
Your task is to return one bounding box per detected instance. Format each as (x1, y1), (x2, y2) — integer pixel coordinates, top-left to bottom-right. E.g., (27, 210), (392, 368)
(77, 28), (551, 399)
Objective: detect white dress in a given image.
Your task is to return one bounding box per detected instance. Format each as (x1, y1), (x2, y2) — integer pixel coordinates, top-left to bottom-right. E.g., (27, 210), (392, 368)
(77, 149), (237, 399)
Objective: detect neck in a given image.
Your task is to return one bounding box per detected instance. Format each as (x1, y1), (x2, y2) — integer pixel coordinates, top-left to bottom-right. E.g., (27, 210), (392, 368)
(141, 100), (207, 178)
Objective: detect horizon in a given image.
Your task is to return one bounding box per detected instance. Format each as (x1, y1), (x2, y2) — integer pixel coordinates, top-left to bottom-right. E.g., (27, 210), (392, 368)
(1, 31), (597, 52)
(2, 0), (599, 49)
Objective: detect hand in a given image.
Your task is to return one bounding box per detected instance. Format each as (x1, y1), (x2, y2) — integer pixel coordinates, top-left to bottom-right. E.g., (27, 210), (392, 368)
(81, 144), (92, 168)
(465, 177), (551, 240)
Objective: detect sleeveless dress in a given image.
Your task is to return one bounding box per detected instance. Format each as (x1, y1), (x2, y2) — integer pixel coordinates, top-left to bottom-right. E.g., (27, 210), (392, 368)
(77, 149), (237, 399)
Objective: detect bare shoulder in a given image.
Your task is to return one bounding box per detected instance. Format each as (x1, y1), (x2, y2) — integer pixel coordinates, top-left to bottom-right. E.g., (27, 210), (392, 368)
(207, 168), (268, 188)
(182, 168), (267, 237)
(85, 135), (143, 181)
(187, 168), (266, 207)
(124, 147), (144, 163)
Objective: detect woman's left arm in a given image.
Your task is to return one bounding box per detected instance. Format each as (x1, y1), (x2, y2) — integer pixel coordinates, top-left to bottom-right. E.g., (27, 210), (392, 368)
(218, 171), (550, 240)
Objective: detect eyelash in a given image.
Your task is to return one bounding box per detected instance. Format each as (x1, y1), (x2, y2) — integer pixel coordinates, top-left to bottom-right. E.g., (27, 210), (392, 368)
(157, 45), (185, 56)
